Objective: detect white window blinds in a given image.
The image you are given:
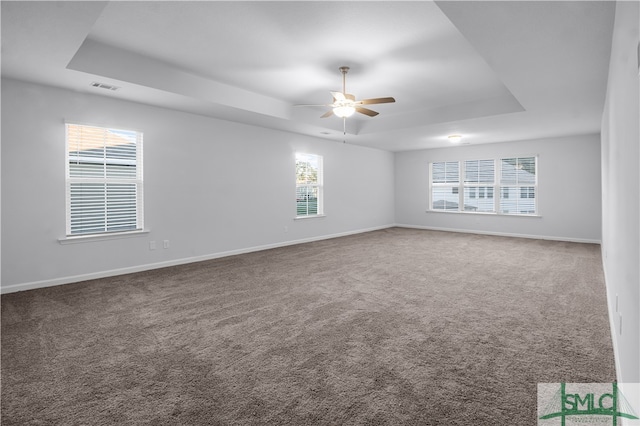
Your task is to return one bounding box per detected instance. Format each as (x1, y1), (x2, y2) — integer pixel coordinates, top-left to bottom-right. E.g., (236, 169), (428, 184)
(295, 153), (323, 217)
(464, 159), (495, 212)
(430, 161), (459, 210)
(66, 123), (143, 235)
(428, 156), (537, 216)
(500, 157), (536, 215)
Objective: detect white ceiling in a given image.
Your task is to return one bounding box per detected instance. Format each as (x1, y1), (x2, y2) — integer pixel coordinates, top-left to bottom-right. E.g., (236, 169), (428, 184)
(1, 1), (615, 151)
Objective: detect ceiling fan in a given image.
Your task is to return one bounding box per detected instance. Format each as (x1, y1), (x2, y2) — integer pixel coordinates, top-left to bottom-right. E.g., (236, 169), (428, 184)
(295, 66), (396, 134)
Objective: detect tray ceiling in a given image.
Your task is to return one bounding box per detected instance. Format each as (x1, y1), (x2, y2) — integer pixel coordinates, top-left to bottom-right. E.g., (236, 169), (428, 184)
(1, 1), (615, 151)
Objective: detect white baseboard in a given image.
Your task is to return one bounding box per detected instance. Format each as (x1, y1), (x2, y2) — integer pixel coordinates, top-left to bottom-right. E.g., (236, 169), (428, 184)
(600, 246), (624, 385)
(0, 224), (601, 294)
(394, 223), (602, 244)
(0, 224), (395, 294)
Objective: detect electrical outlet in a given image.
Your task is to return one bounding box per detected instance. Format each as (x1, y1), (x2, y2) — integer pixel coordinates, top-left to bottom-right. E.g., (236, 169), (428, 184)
(284, 226), (288, 233)
(149, 241), (156, 250)
(163, 240), (170, 249)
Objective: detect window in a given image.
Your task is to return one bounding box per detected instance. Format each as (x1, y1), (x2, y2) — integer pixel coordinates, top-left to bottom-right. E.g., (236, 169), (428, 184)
(295, 153), (323, 217)
(429, 156), (537, 216)
(66, 123), (143, 236)
(430, 161), (459, 210)
(500, 157), (537, 215)
(463, 159), (495, 212)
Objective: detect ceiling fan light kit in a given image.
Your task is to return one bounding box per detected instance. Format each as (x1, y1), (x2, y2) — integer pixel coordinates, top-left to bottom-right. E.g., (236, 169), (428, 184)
(333, 105), (356, 118)
(295, 66), (396, 128)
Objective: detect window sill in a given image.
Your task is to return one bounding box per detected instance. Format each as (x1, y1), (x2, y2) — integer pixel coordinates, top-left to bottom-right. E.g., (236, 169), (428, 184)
(426, 210), (541, 218)
(294, 214), (326, 220)
(58, 229), (150, 245)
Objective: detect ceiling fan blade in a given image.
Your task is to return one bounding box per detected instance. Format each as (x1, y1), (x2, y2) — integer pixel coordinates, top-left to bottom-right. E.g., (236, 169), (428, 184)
(358, 97), (396, 105)
(356, 107), (379, 117)
(320, 110), (334, 118)
(330, 91), (346, 101)
(345, 93), (356, 101)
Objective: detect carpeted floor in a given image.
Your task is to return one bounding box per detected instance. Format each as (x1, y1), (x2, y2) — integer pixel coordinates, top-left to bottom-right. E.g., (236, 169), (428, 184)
(1, 228), (615, 425)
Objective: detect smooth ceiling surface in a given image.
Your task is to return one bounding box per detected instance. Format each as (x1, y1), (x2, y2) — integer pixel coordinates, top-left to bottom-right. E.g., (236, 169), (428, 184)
(1, 1), (615, 151)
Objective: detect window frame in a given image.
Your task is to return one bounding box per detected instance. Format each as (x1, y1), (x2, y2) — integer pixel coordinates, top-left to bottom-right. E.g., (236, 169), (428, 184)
(428, 161), (460, 212)
(428, 155), (538, 217)
(462, 159), (496, 213)
(498, 156), (538, 215)
(64, 123), (144, 237)
(295, 152), (324, 219)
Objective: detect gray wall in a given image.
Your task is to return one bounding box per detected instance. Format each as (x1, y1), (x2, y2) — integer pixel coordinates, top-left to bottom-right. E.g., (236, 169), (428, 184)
(395, 134), (602, 242)
(601, 0), (640, 383)
(1, 79), (395, 291)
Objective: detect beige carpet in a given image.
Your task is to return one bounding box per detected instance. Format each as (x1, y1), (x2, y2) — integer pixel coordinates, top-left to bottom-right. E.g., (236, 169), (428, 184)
(1, 228), (615, 425)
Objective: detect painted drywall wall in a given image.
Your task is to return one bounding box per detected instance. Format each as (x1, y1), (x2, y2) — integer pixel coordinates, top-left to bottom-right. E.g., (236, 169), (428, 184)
(395, 134), (602, 242)
(601, 0), (640, 383)
(1, 78), (395, 292)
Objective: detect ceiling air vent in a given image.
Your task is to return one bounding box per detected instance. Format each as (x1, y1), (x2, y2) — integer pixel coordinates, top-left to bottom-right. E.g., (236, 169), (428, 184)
(90, 82), (120, 91)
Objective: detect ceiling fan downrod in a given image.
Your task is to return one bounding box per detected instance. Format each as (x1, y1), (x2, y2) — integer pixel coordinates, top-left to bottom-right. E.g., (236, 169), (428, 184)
(339, 66), (350, 94)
